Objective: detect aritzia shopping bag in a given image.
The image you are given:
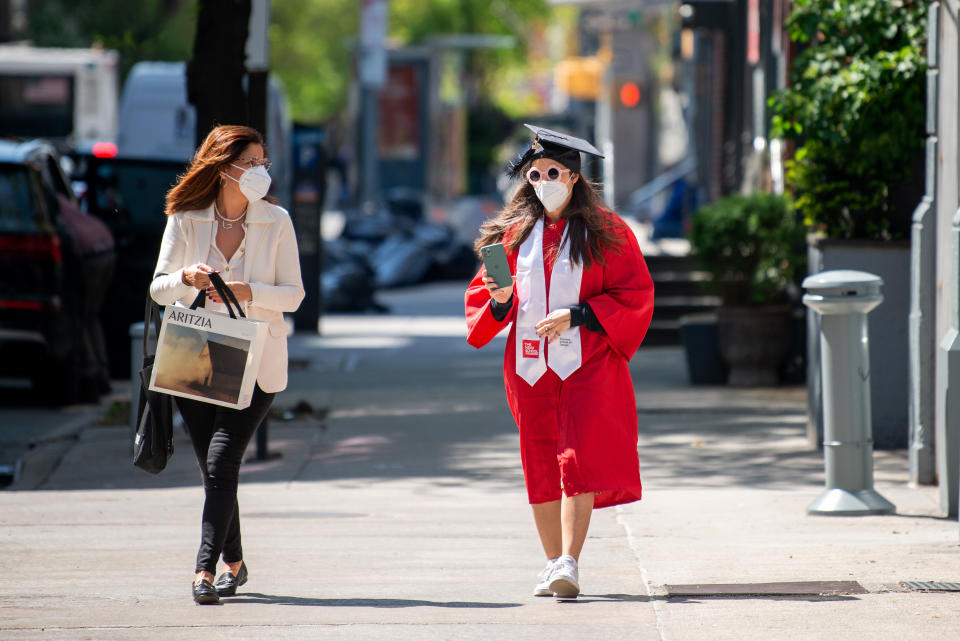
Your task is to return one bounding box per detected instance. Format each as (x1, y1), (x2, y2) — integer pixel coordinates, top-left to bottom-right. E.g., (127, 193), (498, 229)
(149, 272), (267, 410)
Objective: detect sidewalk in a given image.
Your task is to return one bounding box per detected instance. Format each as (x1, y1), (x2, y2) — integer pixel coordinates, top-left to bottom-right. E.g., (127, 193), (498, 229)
(0, 283), (957, 640)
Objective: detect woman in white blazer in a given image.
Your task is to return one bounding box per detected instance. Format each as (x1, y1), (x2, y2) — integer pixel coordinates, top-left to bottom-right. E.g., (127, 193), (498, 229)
(150, 125), (304, 604)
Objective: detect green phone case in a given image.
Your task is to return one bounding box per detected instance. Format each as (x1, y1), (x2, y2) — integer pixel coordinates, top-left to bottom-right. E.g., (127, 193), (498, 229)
(480, 243), (512, 288)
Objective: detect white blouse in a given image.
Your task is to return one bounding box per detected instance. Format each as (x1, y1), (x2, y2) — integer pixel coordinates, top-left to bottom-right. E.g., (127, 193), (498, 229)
(205, 225), (247, 315)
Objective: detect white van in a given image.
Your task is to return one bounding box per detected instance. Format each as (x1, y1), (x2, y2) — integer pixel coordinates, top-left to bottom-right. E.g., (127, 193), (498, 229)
(0, 45), (119, 147)
(117, 61), (292, 206)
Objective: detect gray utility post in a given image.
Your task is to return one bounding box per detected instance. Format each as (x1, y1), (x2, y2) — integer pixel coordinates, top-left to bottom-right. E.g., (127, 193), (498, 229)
(246, 0), (270, 139)
(937, 210), (960, 518)
(910, 194), (937, 485)
(803, 270), (895, 516)
(908, 2), (939, 486)
(358, 0), (388, 208)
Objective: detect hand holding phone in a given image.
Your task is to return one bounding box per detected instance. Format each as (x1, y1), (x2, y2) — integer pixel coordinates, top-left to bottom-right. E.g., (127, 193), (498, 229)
(480, 243), (514, 303)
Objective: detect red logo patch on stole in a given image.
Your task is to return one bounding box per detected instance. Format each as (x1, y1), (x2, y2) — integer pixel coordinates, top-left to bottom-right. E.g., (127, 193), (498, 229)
(522, 339), (541, 358)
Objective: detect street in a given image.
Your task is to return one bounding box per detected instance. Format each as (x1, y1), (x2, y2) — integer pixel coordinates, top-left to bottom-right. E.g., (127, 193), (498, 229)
(0, 283), (957, 640)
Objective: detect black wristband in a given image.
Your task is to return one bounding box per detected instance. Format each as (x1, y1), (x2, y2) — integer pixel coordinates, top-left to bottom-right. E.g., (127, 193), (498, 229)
(569, 302), (603, 332)
(490, 294), (514, 321)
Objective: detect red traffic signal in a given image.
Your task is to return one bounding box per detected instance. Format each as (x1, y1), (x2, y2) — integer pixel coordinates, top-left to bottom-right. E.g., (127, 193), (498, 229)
(619, 81), (642, 108)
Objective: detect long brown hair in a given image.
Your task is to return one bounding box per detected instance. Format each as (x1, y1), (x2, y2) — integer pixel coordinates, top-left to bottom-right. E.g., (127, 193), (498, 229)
(164, 125), (277, 215)
(475, 176), (623, 269)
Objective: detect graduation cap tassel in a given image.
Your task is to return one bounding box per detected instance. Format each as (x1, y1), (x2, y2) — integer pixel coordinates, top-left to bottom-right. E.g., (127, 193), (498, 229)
(506, 147), (537, 179)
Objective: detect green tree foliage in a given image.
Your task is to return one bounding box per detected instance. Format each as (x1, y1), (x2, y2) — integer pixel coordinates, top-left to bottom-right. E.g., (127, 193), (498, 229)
(389, 0), (548, 84)
(269, 0), (358, 124)
(21, 0), (197, 81)
(689, 193), (805, 306)
(768, 0), (926, 240)
(270, 0), (549, 123)
(21, 0), (550, 124)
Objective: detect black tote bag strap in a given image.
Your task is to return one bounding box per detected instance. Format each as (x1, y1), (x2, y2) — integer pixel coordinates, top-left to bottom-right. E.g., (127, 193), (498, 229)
(142, 296), (154, 356)
(189, 288), (208, 311)
(210, 272), (246, 318)
(188, 272), (245, 319)
(143, 273), (167, 358)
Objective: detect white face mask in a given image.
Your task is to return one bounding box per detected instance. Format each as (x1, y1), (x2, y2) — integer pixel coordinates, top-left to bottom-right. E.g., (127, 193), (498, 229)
(534, 180), (570, 212)
(222, 163), (272, 202)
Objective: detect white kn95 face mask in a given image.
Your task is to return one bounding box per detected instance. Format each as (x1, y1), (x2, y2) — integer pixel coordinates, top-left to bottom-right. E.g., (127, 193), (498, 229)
(223, 164), (272, 202)
(534, 180), (570, 212)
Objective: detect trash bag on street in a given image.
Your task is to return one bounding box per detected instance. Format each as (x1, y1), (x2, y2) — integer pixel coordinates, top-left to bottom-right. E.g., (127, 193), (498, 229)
(426, 241), (478, 282)
(371, 233), (436, 289)
(369, 220), (480, 289)
(341, 207), (409, 244)
(321, 239), (387, 312)
(385, 186), (424, 222)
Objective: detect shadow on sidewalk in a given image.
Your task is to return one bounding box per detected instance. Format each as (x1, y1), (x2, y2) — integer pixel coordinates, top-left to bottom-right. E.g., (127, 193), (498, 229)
(227, 593), (522, 608)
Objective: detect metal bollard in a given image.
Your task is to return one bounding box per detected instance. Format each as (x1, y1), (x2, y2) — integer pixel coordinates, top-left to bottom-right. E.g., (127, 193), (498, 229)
(802, 270), (895, 515)
(247, 416), (281, 462)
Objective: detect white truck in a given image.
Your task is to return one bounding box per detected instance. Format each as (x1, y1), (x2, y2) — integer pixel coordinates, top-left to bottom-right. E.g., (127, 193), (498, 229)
(0, 45), (119, 147)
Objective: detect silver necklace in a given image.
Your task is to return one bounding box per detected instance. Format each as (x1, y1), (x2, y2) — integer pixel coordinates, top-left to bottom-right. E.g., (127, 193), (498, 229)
(214, 203), (246, 230)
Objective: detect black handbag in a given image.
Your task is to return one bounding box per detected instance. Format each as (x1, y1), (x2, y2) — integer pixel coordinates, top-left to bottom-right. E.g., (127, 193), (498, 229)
(133, 294), (174, 473)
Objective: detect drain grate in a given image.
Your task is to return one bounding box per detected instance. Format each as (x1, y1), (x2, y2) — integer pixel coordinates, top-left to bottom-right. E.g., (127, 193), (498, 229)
(901, 581), (960, 592)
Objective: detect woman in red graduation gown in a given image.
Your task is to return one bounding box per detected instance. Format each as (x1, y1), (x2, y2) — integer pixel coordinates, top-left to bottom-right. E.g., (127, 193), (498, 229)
(464, 125), (654, 599)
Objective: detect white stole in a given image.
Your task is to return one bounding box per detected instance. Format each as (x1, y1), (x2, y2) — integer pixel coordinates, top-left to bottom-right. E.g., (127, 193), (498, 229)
(515, 219), (584, 386)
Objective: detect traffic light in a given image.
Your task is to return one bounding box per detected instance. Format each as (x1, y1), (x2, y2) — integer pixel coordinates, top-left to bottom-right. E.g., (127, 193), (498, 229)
(619, 81), (642, 108)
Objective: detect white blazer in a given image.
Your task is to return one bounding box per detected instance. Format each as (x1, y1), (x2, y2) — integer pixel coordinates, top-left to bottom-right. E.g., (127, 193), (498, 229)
(149, 200), (305, 393)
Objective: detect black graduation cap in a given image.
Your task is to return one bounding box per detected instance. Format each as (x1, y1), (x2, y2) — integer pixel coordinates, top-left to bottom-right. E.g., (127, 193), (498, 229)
(506, 124), (604, 179)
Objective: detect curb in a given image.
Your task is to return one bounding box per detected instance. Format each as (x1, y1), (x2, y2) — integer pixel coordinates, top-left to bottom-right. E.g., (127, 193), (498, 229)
(2, 392), (121, 491)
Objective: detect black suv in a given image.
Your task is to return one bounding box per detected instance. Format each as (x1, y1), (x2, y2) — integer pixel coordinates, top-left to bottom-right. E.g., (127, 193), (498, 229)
(0, 140), (115, 404)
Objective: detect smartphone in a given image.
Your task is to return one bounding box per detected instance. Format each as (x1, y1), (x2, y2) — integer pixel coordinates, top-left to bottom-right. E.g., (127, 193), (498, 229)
(480, 243), (513, 289)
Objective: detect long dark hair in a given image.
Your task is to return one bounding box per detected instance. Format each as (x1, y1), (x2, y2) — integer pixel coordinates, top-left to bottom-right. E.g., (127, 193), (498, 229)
(165, 125), (277, 215)
(475, 176), (623, 268)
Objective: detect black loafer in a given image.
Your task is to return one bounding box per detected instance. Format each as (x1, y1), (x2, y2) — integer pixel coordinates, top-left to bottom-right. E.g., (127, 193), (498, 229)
(193, 579), (220, 605)
(214, 561), (248, 597)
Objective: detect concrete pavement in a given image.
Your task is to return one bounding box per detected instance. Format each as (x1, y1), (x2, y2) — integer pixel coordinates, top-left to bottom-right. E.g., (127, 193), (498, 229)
(1, 282), (958, 640)
(0, 381), (113, 487)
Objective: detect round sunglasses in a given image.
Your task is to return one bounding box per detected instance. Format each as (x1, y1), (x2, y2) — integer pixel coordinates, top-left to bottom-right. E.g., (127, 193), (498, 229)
(526, 164), (572, 185)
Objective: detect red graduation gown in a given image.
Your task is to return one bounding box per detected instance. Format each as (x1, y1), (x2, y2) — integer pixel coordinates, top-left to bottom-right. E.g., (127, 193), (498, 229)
(464, 209), (654, 508)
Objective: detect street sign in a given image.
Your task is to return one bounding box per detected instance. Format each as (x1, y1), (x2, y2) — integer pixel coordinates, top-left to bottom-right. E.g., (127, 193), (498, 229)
(360, 0), (388, 87)
(246, 0), (271, 71)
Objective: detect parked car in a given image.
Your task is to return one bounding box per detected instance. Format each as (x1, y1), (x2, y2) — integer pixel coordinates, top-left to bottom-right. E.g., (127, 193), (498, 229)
(0, 139), (115, 404)
(68, 148), (187, 376)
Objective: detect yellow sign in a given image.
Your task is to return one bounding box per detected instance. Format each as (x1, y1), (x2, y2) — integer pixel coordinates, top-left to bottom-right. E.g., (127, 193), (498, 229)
(554, 56), (606, 101)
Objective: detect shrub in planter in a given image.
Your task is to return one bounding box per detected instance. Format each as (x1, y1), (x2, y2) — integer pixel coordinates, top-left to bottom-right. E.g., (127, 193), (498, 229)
(689, 193), (805, 306)
(689, 192), (806, 385)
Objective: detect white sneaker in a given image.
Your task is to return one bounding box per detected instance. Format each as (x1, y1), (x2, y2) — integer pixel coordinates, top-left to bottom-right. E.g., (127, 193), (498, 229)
(533, 557), (559, 597)
(548, 554), (580, 599)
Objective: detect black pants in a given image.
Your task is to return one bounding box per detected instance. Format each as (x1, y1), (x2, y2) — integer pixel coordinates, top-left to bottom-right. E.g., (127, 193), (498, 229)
(176, 386), (275, 574)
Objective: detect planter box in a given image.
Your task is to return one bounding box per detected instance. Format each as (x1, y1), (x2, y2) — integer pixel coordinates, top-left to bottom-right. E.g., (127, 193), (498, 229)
(718, 305), (792, 386)
(680, 313), (728, 384)
(681, 309), (806, 386)
(807, 239), (910, 450)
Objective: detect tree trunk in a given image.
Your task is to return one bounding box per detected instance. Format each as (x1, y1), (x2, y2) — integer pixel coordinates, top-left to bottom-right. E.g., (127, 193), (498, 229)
(187, 0), (251, 147)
